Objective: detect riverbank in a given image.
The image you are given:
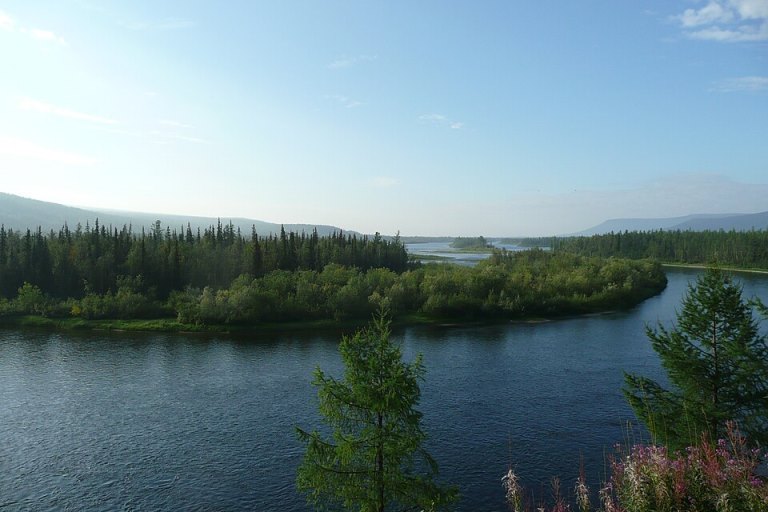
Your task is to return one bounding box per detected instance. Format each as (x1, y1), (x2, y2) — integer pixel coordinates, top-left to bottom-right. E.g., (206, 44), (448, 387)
(661, 263), (768, 275)
(0, 253), (668, 335)
(0, 309), (626, 335)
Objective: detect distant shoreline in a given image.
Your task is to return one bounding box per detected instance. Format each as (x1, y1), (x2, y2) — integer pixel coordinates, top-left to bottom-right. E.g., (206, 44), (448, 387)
(662, 263), (768, 275)
(0, 308), (639, 336)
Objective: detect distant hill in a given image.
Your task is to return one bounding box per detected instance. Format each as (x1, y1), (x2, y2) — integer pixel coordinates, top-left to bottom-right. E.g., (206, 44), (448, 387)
(573, 212), (768, 236)
(0, 192), (350, 237)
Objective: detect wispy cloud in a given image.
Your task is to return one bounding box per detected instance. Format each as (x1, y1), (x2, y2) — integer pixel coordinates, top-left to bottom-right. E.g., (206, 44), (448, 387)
(324, 94), (363, 108)
(673, 0), (768, 42)
(27, 28), (67, 45)
(0, 10), (14, 30)
(677, 1), (734, 27)
(711, 75), (768, 91)
(371, 176), (400, 189)
(0, 9), (66, 44)
(18, 97), (117, 125)
(0, 136), (98, 165)
(418, 113), (464, 130)
(327, 54), (377, 69)
(149, 130), (208, 144)
(158, 119), (193, 128)
(121, 18), (197, 31)
(150, 119), (206, 144)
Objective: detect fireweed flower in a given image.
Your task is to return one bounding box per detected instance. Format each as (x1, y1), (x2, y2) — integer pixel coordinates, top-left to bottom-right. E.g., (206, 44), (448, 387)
(502, 468), (523, 512)
(501, 425), (768, 511)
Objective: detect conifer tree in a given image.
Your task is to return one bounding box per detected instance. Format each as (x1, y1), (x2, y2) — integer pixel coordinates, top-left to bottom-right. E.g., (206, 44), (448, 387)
(296, 310), (457, 511)
(624, 267), (768, 449)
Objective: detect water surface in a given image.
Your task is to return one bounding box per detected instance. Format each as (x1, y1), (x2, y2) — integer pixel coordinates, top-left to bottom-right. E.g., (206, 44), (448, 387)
(1, 269), (766, 511)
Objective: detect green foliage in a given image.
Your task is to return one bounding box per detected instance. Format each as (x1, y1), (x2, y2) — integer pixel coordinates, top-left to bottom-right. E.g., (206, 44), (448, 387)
(450, 236), (490, 250)
(166, 252), (666, 326)
(624, 268), (768, 449)
(296, 312), (457, 511)
(0, 222), (409, 301)
(70, 275), (165, 320)
(14, 282), (48, 315)
(0, 228), (667, 327)
(551, 229), (768, 269)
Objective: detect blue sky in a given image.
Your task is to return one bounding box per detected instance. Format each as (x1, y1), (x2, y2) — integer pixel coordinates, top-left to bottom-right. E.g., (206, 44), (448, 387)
(0, 1), (766, 236)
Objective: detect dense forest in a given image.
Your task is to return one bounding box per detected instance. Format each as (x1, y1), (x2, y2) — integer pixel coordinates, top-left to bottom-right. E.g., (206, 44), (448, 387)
(0, 220), (408, 300)
(0, 220), (667, 325)
(547, 230), (768, 269)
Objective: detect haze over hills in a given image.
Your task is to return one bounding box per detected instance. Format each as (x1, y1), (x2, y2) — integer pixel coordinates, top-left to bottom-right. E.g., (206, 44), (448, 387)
(4, 192), (768, 240)
(573, 211), (768, 236)
(0, 192), (350, 237)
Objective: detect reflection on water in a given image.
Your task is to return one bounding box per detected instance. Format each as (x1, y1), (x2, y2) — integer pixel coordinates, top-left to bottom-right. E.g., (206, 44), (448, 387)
(405, 241), (534, 267)
(0, 269), (766, 511)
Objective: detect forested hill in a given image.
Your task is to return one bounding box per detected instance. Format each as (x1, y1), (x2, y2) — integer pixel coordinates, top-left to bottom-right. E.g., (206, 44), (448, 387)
(573, 211), (768, 236)
(0, 192), (349, 237)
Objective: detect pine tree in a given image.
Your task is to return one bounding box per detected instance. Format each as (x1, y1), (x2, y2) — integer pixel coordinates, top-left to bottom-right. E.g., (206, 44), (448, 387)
(296, 310), (457, 511)
(624, 267), (768, 449)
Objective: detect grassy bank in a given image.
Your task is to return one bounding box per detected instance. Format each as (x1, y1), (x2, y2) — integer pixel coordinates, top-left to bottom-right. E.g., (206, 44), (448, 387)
(0, 306), (636, 336)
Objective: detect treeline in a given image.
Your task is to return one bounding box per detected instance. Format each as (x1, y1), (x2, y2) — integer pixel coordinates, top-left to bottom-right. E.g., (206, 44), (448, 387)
(133, 250), (666, 322)
(0, 220), (409, 300)
(2, 249), (666, 325)
(450, 236), (491, 250)
(551, 230), (768, 269)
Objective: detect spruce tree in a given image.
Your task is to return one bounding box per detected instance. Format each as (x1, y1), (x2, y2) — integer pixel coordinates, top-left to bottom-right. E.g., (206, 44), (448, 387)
(296, 310), (457, 511)
(624, 267), (768, 449)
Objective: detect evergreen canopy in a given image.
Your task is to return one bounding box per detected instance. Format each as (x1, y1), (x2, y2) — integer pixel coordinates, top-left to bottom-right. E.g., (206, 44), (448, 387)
(624, 267), (768, 449)
(296, 311), (457, 511)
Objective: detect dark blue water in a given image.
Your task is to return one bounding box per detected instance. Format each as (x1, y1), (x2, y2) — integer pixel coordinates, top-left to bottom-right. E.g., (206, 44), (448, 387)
(1, 269), (767, 511)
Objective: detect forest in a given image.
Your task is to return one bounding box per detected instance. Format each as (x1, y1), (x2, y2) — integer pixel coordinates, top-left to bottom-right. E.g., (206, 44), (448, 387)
(0, 220), (408, 299)
(0, 221), (666, 326)
(547, 229), (768, 269)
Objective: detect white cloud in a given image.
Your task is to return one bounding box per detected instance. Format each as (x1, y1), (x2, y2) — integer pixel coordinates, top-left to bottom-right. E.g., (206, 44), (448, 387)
(0, 9), (66, 43)
(327, 54), (377, 69)
(419, 113), (464, 129)
(678, 1), (734, 27)
(731, 0), (768, 19)
(28, 28), (67, 45)
(121, 18), (196, 31)
(0, 10), (15, 30)
(711, 75), (768, 91)
(674, 0), (768, 42)
(690, 22), (768, 41)
(324, 94), (363, 108)
(0, 136), (98, 165)
(18, 97), (117, 125)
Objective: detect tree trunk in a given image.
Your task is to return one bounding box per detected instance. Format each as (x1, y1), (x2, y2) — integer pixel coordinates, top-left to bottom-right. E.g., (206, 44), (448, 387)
(377, 411), (384, 512)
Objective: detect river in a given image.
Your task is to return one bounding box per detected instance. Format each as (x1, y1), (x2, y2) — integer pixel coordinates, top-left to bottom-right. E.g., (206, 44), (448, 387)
(1, 268), (767, 511)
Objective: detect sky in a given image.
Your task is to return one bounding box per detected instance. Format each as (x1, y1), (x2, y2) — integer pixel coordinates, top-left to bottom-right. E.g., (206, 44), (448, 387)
(0, 1), (766, 236)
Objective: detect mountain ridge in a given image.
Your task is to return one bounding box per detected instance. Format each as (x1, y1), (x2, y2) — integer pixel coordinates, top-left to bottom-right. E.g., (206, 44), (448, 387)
(572, 211), (768, 236)
(0, 192), (351, 237)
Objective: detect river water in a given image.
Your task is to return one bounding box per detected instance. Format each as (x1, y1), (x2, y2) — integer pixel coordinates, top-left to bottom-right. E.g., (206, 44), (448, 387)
(1, 269), (767, 511)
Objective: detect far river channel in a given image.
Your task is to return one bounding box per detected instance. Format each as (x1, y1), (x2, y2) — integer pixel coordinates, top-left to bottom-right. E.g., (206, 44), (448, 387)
(1, 268), (767, 511)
